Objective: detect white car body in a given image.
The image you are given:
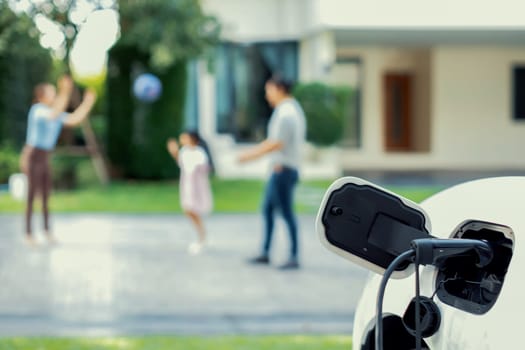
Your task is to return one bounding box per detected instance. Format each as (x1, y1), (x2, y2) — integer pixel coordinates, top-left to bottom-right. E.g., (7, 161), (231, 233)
(350, 177), (524, 350)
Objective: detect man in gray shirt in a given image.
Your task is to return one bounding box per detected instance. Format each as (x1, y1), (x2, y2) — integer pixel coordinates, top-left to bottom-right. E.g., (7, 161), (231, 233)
(239, 75), (306, 269)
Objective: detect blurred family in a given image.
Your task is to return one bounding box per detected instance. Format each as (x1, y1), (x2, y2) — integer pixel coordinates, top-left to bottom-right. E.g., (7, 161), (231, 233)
(21, 72), (307, 271)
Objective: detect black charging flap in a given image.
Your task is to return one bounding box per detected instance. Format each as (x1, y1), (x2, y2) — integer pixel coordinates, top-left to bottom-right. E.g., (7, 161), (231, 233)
(316, 177), (432, 278)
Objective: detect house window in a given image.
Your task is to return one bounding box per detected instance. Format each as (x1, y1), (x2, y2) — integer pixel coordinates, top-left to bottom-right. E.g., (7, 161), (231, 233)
(513, 66), (525, 120)
(215, 41), (298, 142)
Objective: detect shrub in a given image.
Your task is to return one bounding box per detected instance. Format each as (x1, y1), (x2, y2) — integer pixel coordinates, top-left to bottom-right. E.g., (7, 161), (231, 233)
(293, 82), (353, 147)
(106, 49), (185, 179)
(51, 155), (79, 190)
(0, 144), (20, 184)
(105, 0), (220, 180)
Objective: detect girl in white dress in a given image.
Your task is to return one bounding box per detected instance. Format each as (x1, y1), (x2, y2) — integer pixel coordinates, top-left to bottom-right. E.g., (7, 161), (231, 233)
(167, 131), (213, 254)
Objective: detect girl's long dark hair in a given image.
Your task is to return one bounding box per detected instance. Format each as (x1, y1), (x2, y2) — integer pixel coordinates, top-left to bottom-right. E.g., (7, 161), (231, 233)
(186, 130), (215, 175)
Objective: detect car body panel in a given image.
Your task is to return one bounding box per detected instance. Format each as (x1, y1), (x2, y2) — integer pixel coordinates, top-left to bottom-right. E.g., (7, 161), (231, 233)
(352, 177), (525, 349)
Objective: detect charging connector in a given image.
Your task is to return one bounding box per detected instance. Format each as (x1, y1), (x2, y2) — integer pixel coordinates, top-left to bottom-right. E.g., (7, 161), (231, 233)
(376, 238), (494, 350)
(410, 238), (493, 268)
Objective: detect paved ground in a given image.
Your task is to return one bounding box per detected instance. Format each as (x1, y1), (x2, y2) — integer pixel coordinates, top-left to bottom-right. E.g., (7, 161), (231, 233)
(0, 213), (369, 337)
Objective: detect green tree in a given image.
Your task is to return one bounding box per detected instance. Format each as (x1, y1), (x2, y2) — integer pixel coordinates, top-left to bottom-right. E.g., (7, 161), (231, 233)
(21, 0), (116, 65)
(0, 2), (53, 146)
(106, 0), (220, 179)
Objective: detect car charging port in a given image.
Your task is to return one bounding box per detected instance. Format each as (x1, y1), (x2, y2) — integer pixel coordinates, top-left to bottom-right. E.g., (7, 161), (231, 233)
(435, 220), (514, 315)
(402, 296), (441, 338)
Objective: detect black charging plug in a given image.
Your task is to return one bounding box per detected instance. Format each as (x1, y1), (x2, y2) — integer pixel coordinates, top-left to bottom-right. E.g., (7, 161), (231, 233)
(411, 238), (493, 268)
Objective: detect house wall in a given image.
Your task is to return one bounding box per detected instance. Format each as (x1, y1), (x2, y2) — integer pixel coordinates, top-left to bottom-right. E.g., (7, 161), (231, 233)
(201, 0), (309, 42)
(312, 0), (525, 28)
(202, 0), (525, 36)
(331, 47), (433, 169)
(431, 46), (525, 168)
(339, 46), (525, 171)
(299, 31), (337, 81)
(199, 0), (525, 177)
(412, 50), (432, 152)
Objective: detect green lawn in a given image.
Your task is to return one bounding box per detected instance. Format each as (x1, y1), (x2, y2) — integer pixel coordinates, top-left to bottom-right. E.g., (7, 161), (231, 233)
(0, 179), (443, 213)
(0, 335), (352, 350)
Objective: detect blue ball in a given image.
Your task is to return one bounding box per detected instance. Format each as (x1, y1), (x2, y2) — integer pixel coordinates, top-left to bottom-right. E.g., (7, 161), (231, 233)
(133, 73), (162, 102)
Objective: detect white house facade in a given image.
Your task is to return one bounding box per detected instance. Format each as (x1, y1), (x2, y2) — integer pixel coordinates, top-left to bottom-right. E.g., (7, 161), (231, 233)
(193, 0), (525, 179)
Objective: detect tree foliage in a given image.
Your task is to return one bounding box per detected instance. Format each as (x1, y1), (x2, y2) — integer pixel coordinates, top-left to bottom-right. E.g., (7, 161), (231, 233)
(106, 0), (220, 179)
(20, 0), (116, 63)
(118, 0), (220, 71)
(0, 2), (53, 146)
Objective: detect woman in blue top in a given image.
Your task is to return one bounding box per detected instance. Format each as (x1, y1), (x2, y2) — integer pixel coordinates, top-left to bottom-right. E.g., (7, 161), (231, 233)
(20, 75), (97, 245)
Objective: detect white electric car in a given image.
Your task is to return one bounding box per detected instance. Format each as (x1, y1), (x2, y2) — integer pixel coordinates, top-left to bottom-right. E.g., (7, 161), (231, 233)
(317, 176), (523, 350)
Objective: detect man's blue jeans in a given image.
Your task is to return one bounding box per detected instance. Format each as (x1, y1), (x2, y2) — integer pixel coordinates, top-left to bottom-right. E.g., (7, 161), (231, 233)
(261, 167), (299, 260)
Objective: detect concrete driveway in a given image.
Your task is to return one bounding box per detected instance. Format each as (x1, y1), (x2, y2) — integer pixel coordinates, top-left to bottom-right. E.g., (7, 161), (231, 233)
(0, 213), (368, 336)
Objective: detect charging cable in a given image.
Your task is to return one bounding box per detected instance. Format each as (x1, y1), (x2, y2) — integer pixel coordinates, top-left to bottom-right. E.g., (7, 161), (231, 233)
(375, 249), (416, 350)
(375, 238), (493, 350)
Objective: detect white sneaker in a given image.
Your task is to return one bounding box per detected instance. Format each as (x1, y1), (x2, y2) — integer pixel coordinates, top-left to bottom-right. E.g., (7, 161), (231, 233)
(188, 242), (204, 255)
